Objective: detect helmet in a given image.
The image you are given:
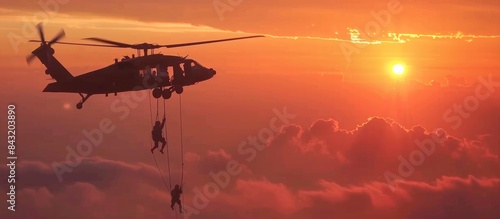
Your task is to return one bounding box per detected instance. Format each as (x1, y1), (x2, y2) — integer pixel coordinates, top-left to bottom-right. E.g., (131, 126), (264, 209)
(155, 121), (161, 126)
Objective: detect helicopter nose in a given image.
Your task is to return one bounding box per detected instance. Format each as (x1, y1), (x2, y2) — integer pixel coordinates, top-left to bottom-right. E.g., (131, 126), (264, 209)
(210, 68), (216, 75)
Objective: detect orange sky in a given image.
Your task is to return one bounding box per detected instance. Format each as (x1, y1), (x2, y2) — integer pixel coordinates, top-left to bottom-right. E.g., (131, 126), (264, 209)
(1, 1), (500, 219)
(0, 0), (499, 83)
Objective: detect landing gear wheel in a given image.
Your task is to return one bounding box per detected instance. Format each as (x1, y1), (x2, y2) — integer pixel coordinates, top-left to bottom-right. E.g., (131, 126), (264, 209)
(76, 93), (92, 109)
(152, 88), (162, 98)
(175, 86), (183, 94)
(162, 89), (172, 99)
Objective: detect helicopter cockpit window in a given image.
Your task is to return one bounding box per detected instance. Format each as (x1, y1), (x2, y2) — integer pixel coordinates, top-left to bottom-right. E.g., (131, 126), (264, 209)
(183, 61), (192, 76)
(191, 61), (206, 70)
(195, 61), (204, 68)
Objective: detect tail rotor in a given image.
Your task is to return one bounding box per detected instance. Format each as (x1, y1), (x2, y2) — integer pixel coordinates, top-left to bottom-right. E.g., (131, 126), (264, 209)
(26, 23), (65, 64)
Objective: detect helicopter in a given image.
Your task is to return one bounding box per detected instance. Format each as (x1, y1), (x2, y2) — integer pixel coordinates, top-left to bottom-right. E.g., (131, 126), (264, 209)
(27, 23), (264, 109)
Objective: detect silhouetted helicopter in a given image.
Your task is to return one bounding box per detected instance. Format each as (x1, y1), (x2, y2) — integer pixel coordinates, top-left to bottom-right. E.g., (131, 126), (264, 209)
(27, 23), (264, 109)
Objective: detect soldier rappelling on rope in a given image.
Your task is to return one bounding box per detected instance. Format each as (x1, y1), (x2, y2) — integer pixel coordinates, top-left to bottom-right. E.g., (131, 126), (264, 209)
(151, 117), (167, 154)
(171, 184), (183, 213)
(148, 95), (186, 216)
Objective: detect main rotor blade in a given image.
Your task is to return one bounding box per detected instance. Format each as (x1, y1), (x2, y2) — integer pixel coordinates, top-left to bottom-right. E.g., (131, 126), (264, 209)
(29, 40), (123, 48)
(83, 37), (133, 48)
(162, 35), (265, 48)
(48, 29), (65, 46)
(37, 23), (46, 44)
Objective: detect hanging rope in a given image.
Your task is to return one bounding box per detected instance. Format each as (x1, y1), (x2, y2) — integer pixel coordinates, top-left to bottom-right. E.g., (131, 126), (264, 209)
(147, 89), (186, 216)
(148, 90), (171, 191)
(155, 97), (159, 121)
(148, 92), (153, 127)
(152, 153), (171, 191)
(163, 98), (173, 191)
(163, 94), (166, 117)
(179, 94), (185, 215)
(179, 94), (184, 185)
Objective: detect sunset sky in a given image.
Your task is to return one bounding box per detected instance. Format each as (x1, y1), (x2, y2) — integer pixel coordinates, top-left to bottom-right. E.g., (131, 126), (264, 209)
(1, 0), (500, 218)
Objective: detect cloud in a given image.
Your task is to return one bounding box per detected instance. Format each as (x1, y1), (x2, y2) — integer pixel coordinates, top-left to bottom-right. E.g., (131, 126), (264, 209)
(0, 157), (171, 219)
(2, 116), (499, 219)
(224, 179), (298, 215)
(249, 117), (500, 187)
(1, 0), (499, 36)
(446, 74), (468, 87)
(299, 176), (500, 219)
(198, 176), (500, 219)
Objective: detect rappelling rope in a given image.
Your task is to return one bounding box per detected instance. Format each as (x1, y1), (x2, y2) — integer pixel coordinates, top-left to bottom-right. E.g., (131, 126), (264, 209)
(148, 90), (172, 191)
(164, 97), (178, 219)
(147, 89), (186, 216)
(179, 94), (185, 214)
(163, 98), (173, 191)
(148, 92), (154, 127)
(152, 153), (171, 191)
(179, 94), (184, 184)
(155, 96), (159, 121)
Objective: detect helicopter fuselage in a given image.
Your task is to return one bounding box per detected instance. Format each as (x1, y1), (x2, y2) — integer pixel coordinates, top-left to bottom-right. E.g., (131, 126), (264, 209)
(43, 54), (216, 95)
(27, 23), (261, 109)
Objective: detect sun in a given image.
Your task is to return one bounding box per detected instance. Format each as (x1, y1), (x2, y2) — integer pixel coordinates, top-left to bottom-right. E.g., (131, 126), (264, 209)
(392, 64), (405, 75)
